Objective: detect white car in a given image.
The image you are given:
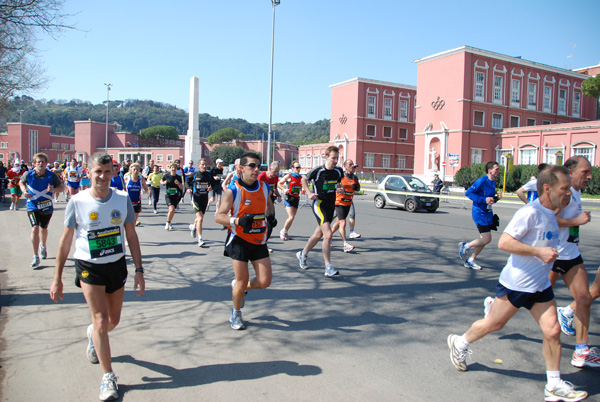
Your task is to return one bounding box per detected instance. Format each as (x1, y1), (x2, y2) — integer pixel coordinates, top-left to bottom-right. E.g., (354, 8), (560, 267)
(373, 175), (439, 213)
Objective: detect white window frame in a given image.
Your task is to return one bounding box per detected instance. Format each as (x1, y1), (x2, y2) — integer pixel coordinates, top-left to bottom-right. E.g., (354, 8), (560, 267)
(381, 154), (391, 168)
(558, 88), (567, 115)
(367, 96), (376, 118)
(398, 127), (408, 140)
(321, 154), (326, 165)
(366, 125), (376, 137)
(299, 156), (305, 168)
(365, 153), (374, 168)
(399, 100), (408, 121)
(473, 110), (485, 127)
(544, 147), (562, 164)
(519, 148), (537, 165)
(306, 155), (312, 169)
(474, 71), (485, 101)
(471, 148), (483, 164)
(543, 86), (552, 112)
(510, 115), (520, 128)
(382, 126), (392, 139)
(496, 149), (511, 166)
(572, 145), (594, 162)
(397, 155), (406, 169)
(493, 75), (503, 104)
(573, 92), (581, 117)
(384, 98), (392, 120)
(526, 118), (536, 127)
(167, 154), (174, 162)
(527, 82), (537, 109)
(156, 154), (163, 162)
(492, 113), (503, 129)
(511, 78), (521, 106)
(542, 120), (552, 125)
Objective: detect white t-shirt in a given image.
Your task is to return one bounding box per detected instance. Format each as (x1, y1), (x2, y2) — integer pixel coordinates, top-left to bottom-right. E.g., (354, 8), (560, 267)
(498, 199), (559, 293)
(556, 187), (582, 260)
(522, 179), (538, 202)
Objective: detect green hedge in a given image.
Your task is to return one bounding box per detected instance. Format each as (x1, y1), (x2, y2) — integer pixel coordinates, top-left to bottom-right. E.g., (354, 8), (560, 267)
(454, 164), (600, 196)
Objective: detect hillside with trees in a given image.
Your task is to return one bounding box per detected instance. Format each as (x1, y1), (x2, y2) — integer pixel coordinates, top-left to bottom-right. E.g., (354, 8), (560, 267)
(0, 96), (330, 145)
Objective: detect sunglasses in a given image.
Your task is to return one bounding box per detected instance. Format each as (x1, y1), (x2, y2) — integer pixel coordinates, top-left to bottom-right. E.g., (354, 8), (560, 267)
(293, 166), (301, 169)
(244, 163), (260, 169)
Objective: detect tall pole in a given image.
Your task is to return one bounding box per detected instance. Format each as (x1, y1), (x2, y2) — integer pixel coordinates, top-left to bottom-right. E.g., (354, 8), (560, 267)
(267, 0), (280, 167)
(104, 83), (112, 152)
(18, 109), (24, 162)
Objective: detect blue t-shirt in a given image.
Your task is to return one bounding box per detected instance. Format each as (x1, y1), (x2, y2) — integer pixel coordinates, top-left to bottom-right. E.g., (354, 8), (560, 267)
(465, 175), (497, 226)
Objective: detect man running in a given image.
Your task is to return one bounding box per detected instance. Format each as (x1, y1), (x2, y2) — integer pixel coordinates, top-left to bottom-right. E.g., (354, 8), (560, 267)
(549, 156), (599, 369)
(296, 145), (344, 277)
(50, 152), (145, 401)
(258, 161), (281, 241)
(215, 152), (274, 330)
(64, 159), (82, 202)
(277, 161), (303, 240)
(20, 153), (64, 268)
(516, 163), (549, 204)
(187, 159), (212, 247)
(148, 165), (163, 214)
(347, 163), (362, 239)
(124, 163), (148, 226)
(183, 160), (196, 202)
(110, 161), (125, 191)
(448, 165), (587, 402)
(209, 158), (224, 212)
(458, 161), (502, 270)
(7, 160), (26, 210)
(160, 163), (183, 230)
(331, 159), (360, 252)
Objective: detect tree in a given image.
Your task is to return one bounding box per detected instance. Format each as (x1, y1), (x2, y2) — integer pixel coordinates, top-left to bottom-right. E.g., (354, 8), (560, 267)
(210, 145), (248, 165)
(140, 125), (179, 147)
(207, 127), (244, 146)
(582, 74), (600, 120)
(0, 0), (75, 109)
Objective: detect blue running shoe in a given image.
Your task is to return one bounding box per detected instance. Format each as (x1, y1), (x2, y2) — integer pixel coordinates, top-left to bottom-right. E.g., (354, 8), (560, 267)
(230, 309), (245, 330)
(557, 307), (575, 336)
(324, 263), (339, 277)
(458, 242), (471, 261)
(464, 258), (482, 270)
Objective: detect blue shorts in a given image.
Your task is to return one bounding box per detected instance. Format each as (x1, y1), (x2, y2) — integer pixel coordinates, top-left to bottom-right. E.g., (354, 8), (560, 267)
(496, 283), (554, 310)
(80, 178), (90, 187)
(67, 181), (80, 189)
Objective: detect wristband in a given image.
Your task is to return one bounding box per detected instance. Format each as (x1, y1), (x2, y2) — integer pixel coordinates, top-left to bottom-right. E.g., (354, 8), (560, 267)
(230, 217), (236, 227)
(135, 268), (144, 273)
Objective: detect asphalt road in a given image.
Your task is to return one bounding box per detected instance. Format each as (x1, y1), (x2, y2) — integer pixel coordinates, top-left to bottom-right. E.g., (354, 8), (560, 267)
(1, 191), (599, 401)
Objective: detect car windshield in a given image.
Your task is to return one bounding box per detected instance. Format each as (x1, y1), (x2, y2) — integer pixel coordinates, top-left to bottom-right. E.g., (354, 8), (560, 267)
(405, 177), (429, 191)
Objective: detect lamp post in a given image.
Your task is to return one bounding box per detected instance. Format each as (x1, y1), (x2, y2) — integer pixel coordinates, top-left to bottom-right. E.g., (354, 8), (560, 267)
(104, 83), (112, 152)
(18, 109), (24, 162)
(266, 0), (280, 167)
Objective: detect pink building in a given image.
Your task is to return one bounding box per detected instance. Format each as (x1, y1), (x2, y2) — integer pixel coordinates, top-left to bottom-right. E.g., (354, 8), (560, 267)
(298, 78), (416, 176)
(229, 140), (298, 168)
(2, 123), (75, 164)
(413, 46), (598, 181)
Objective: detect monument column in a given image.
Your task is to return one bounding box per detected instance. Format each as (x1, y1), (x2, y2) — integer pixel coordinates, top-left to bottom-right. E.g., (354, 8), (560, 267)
(185, 76), (202, 163)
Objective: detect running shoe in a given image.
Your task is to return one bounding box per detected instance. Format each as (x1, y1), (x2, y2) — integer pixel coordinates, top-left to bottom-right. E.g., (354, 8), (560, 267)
(557, 307), (575, 337)
(447, 334), (471, 372)
(164, 222), (169, 230)
(230, 309), (245, 330)
(571, 348), (600, 368)
(153, 209), (158, 214)
(280, 229), (290, 241)
(544, 380), (587, 402)
(296, 251), (308, 270)
(148, 198), (152, 205)
(168, 223), (173, 231)
(589, 346), (600, 355)
(30, 255), (40, 268)
(343, 242), (355, 253)
(13, 205), (18, 210)
(198, 238), (205, 247)
(464, 258), (482, 270)
(99, 372), (118, 401)
(231, 279), (246, 308)
(484, 296), (494, 318)
(349, 232), (362, 239)
(324, 263), (339, 277)
(458, 241), (471, 261)
(9, 203), (14, 210)
(189, 223), (197, 238)
(86, 324), (99, 364)
(39, 245), (47, 260)
(135, 220), (141, 226)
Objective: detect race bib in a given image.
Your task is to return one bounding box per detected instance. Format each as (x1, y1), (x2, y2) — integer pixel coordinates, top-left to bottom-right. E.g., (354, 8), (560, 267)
(167, 188), (178, 195)
(322, 181), (338, 191)
(242, 214), (267, 234)
(290, 185), (301, 195)
(87, 226), (123, 258)
(37, 199), (53, 213)
(568, 226), (580, 244)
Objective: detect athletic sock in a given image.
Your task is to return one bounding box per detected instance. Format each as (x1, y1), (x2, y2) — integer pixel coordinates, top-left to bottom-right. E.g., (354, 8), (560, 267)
(455, 334), (469, 350)
(546, 371), (561, 388)
(575, 343), (589, 354)
(562, 305), (575, 317)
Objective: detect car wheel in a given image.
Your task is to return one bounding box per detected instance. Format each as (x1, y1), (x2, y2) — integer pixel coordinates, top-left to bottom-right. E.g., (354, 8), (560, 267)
(374, 195), (386, 209)
(426, 207), (437, 213)
(405, 198), (417, 212)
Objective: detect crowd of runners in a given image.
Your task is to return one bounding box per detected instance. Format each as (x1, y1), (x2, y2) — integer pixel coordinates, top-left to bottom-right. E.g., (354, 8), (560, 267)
(4, 148), (598, 401)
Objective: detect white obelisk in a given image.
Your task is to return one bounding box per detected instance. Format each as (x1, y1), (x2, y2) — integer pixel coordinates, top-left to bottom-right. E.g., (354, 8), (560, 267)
(185, 76), (201, 164)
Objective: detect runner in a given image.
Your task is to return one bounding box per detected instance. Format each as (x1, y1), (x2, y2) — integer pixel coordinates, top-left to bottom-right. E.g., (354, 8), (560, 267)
(296, 145), (344, 277)
(147, 165), (163, 214)
(142, 159), (154, 206)
(110, 161), (125, 191)
(183, 160), (196, 203)
(516, 163), (549, 204)
(125, 163), (148, 226)
(64, 159), (82, 201)
(80, 162), (91, 190)
(19, 153), (64, 268)
(548, 156), (599, 369)
(7, 160), (26, 210)
(160, 163), (183, 230)
(447, 165), (587, 402)
(49, 152), (145, 402)
(215, 152), (274, 330)
(258, 161), (281, 242)
(458, 161), (502, 270)
(221, 158), (242, 190)
(277, 161), (303, 240)
(331, 159), (360, 252)
(51, 162), (63, 202)
(209, 158), (224, 213)
(187, 159), (212, 247)
(347, 163), (362, 239)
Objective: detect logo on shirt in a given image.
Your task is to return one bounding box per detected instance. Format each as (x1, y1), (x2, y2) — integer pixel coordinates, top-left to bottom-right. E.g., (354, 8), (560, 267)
(89, 212), (98, 221)
(110, 210), (122, 225)
(244, 199), (251, 206)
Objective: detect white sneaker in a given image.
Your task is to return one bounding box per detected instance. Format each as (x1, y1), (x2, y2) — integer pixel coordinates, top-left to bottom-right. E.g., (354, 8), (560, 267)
(99, 372), (118, 401)
(168, 223), (173, 231)
(343, 242), (355, 253)
(153, 209), (158, 214)
(148, 198), (152, 206)
(39, 246), (47, 259)
(544, 380), (587, 402)
(165, 222), (169, 230)
(198, 238), (205, 247)
(484, 296), (494, 318)
(349, 232), (361, 239)
(9, 203), (14, 210)
(86, 324), (98, 364)
(189, 223), (197, 238)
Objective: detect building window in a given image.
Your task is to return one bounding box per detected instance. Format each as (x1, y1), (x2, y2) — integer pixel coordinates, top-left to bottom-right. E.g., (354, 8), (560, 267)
(511, 79), (521, 105)
(306, 155), (312, 168)
(204, 150), (209, 156)
(169, 140), (175, 145)
(398, 127), (408, 140)
(321, 154), (326, 165)
(382, 154), (390, 168)
(400, 100), (408, 120)
(366, 125), (376, 137)
(474, 71), (485, 100)
(528, 82), (537, 108)
(299, 156), (305, 168)
(510, 115), (520, 128)
(383, 126), (392, 138)
(473, 110), (485, 127)
(558, 89), (567, 114)
(493, 75), (503, 104)
(543, 86), (552, 112)
(471, 149), (482, 164)
(70, 144), (75, 150)
(367, 96), (376, 117)
(542, 120), (552, 125)
(62, 143), (69, 150)
(492, 113), (503, 129)
(573, 146), (593, 162)
(156, 154), (163, 162)
(526, 118), (536, 126)
(0, 142), (3, 148)
(384, 98), (392, 119)
(167, 154), (174, 162)
(496, 149), (511, 166)
(573, 92), (581, 116)
(0, 154), (3, 160)
(52, 143), (59, 150)
(544, 148), (562, 164)
(520, 148), (537, 165)
(397, 155), (406, 169)
(365, 153), (374, 168)
(176, 141), (181, 146)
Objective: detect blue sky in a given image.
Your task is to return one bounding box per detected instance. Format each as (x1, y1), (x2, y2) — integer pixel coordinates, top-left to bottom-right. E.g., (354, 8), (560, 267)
(35, 0), (600, 124)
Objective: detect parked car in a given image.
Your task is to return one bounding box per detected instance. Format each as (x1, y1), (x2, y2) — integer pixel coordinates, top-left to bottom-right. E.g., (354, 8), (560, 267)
(374, 175), (439, 213)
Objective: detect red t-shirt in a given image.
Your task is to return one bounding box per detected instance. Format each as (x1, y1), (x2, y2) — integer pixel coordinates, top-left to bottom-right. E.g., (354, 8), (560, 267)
(258, 171), (278, 187)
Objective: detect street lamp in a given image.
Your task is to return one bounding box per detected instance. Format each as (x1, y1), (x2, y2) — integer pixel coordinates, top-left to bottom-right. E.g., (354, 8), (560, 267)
(18, 109), (24, 162)
(266, 0), (280, 167)
(104, 83), (112, 152)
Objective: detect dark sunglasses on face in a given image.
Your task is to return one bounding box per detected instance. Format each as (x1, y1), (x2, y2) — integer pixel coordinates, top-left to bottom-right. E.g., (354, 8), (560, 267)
(293, 166), (301, 169)
(244, 163), (260, 169)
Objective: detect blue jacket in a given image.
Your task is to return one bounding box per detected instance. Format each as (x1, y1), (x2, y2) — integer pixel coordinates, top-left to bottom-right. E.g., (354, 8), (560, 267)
(465, 175), (497, 226)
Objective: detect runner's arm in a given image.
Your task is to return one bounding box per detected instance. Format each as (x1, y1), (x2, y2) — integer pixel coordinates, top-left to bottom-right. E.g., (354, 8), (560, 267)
(124, 221), (145, 296)
(215, 188), (234, 227)
(50, 226), (75, 302)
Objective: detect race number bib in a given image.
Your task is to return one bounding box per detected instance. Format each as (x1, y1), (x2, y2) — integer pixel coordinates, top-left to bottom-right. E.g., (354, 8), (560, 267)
(242, 214), (267, 234)
(37, 199), (53, 213)
(290, 185), (301, 195)
(322, 180), (338, 191)
(87, 226), (123, 258)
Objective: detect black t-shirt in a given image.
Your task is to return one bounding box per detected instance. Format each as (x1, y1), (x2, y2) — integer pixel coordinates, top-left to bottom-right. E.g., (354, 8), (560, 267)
(306, 165), (343, 203)
(192, 171), (212, 197)
(210, 167), (223, 186)
(162, 173), (182, 195)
